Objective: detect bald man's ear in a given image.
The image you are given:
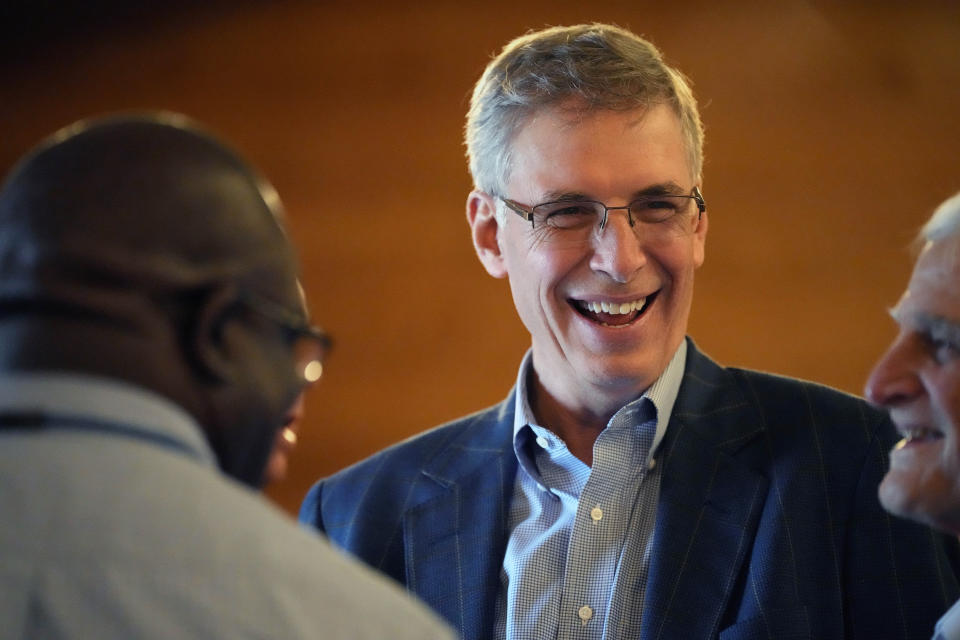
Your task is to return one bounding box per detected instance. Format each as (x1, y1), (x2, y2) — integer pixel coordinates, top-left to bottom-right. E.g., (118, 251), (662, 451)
(191, 283), (243, 383)
(467, 190), (507, 278)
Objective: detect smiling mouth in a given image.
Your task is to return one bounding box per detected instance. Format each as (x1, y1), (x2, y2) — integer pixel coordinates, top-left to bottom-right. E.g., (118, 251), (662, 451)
(572, 292), (657, 327)
(895, 427), (944, 449)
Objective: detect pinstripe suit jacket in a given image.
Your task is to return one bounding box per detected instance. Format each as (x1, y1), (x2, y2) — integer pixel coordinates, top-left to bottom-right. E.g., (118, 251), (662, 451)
(300, 340), (960, 639)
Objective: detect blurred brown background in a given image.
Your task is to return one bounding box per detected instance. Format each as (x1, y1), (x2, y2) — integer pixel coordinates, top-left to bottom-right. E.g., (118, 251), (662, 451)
(1, 1), (958, 515)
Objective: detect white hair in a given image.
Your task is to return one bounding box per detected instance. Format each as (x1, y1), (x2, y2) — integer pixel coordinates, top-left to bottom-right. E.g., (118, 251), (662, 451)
(465, 23), (703, 201)
(922, 191), (960, 243)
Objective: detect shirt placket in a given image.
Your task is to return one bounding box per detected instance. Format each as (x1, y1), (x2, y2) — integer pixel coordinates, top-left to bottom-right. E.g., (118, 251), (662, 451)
(556, 422), (644, 640)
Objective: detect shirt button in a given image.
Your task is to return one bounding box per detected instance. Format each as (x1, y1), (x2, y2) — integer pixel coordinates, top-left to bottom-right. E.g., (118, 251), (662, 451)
(648, 458), (657, 470)
(578, 605), (593, 623)
(590, 506), (603, 522)
(535, 435), (549, 449)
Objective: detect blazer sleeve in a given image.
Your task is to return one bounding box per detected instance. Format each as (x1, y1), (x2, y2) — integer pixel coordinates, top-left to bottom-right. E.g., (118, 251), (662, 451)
(298, 480), (326, 534)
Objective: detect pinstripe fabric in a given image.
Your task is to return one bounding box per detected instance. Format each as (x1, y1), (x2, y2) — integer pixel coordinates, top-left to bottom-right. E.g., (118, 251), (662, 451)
(304, 339), (960, 640)
(494, 344), (685, 640)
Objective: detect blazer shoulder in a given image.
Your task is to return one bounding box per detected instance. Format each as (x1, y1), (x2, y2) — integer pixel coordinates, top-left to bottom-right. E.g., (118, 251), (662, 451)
(299, 396), (516, 576)
(300, 396), (514, 527)
(728, 366), (894, 440)
(682, 342), (887, 428)
(730, 367), (877, 411)
(334, 399), (512, 480)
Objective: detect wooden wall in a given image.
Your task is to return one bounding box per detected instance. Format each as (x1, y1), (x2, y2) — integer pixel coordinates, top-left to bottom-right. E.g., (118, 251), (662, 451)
(2, 1), (958, 514)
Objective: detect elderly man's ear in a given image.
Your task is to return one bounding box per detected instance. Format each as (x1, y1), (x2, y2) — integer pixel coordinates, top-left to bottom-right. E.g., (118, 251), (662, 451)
(467, 190), (508, 279)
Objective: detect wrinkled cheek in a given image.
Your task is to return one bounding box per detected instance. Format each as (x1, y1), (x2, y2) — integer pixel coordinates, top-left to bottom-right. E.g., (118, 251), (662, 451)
(944, 393), (960, 441)
(880, 461), (960, 531)
(509, 256), (578, 330)
(878, 466), (932, 520)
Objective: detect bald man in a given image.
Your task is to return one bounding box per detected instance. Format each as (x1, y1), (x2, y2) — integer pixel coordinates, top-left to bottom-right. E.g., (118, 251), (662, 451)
(0, 113), (453, 639)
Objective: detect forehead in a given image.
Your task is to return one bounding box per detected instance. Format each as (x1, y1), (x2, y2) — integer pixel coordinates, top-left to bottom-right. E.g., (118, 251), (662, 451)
(901, 236), (960, 319)
(238, 248), (302, 310)
(506, 102), (691, 196)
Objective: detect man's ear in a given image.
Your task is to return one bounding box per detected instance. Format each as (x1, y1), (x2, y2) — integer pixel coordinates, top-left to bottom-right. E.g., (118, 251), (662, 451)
(692, 201), (708, 269)
(467, 189), (508, 279)
(191, 283), (243, 383)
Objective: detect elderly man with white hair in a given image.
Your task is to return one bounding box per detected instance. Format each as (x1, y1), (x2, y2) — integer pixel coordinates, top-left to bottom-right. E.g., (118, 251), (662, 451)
(867, 191), (960, 640)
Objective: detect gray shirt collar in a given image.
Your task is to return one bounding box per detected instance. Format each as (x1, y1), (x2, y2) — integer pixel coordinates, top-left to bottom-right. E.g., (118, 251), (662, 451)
(0, 372), (215, 464)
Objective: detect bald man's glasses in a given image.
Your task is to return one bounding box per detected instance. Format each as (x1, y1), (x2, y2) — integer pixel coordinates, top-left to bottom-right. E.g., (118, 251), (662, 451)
(239, 291), (331, 385)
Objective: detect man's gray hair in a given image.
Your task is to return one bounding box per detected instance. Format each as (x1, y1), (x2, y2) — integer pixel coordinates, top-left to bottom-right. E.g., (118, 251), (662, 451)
(922, 191), (960, 244)
(465, 23), (704, 197)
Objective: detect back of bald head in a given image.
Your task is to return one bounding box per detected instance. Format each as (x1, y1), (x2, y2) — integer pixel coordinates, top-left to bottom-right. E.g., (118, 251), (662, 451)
(0, 114), (304, 487)
(0, 113), (293, 299)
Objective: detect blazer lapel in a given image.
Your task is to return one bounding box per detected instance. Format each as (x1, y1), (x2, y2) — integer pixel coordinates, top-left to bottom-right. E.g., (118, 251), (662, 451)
(403, 397), (518, 640)
(398, 343), (767, 639)
(641, 342), (769, 640)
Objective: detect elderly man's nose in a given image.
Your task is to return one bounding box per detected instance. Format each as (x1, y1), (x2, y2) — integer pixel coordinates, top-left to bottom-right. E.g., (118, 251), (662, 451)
(865, 337), (923, 407)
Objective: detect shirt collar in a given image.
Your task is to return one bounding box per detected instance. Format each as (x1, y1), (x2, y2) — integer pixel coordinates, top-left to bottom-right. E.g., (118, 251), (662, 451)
(0, 372), (215, 465)
(511, 340), (687, 479)
(935, 597), (960, 639)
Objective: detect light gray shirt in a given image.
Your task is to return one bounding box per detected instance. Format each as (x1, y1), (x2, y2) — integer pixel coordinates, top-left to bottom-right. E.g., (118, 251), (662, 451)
(0, 372), (454, 640)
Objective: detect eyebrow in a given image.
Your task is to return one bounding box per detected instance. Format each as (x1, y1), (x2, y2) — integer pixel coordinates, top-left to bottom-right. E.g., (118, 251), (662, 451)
(633, 181), (687, 198)
(891, 308), (960, 346)
(539, 181), (689, 203)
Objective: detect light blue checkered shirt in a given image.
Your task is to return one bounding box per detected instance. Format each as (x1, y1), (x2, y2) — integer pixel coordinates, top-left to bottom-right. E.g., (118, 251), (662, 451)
(934, 599), (960, 640)
(494, 341), (687, 640)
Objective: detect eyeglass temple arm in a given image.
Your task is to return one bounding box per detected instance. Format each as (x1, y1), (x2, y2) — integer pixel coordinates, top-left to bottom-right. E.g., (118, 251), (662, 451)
(692, 186), (706, 213)
(501, 198), (536, 228)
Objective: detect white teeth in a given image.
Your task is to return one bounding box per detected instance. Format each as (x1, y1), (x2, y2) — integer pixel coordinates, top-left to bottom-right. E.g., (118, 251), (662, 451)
(583, 298), (646, 315)
(895, 429), (944, 449)
(905, 428), (941, 441)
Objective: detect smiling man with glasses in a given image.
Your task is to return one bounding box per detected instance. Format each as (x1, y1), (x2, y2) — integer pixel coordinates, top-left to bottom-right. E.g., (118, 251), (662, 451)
(302, 23), (959, 639)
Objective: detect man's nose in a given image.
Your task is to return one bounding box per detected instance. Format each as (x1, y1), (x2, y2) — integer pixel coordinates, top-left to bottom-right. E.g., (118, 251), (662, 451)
(864, 334), (924, 407)
(589, 209), (646, 283)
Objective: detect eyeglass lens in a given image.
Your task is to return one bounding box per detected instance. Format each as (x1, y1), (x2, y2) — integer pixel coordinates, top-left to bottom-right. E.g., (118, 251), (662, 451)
(294, 335), (327, 384)
(526, 194), (699, 247)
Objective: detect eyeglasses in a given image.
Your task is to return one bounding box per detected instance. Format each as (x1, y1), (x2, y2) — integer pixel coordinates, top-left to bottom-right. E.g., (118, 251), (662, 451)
(238, 291), (331, 385)
(501, 187), (705, 246)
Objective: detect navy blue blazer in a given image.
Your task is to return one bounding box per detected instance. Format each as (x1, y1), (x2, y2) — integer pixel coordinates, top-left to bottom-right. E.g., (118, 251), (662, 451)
(301, 341), (960, 639)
